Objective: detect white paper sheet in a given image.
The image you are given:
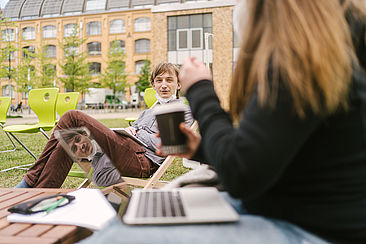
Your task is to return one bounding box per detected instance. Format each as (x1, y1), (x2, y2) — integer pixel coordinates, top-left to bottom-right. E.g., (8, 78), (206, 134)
(7, 188), (117, 231)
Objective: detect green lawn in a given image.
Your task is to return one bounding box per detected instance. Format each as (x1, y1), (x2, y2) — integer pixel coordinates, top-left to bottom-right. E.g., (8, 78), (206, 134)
(0, 118), (190, 188)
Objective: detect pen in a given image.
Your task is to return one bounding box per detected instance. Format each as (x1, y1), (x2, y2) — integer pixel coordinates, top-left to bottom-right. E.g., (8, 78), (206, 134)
(45, 196), (66, 214)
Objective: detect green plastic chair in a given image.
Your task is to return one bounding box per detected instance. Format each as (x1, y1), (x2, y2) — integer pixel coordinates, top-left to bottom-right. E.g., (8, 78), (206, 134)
(56, 92), (79, 119)
(143, 87), (157, 108)
(3, 88), (59, 162)
(125, 88), (157, 125)
(0, 97), (17, 153)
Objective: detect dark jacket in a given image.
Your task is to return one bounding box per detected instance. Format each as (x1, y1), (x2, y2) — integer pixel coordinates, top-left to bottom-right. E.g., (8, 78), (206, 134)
(187, 14), (366, 244)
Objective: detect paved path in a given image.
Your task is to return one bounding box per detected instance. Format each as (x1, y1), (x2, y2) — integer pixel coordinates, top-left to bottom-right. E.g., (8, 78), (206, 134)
(5, 109), (143, 125)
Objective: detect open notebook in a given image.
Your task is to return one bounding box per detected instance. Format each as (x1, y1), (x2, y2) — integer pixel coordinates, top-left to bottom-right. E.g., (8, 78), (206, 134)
(123, 187), (239, 225)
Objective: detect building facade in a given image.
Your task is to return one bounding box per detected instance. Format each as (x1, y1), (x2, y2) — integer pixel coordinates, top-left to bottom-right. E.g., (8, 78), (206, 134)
(1, 0), (235, 107)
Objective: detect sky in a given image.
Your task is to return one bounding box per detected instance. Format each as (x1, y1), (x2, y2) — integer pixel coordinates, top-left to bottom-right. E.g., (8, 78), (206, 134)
(0, 0), (8, 9)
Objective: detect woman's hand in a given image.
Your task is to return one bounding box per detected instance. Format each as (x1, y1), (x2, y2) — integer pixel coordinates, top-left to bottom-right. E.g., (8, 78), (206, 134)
(179, 57), (212, 93)
(156, 123), (201, 159)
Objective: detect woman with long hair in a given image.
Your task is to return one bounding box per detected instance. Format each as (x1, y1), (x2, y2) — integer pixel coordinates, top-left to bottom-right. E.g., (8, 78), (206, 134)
(80, 1), (366, 243)
(176, 1), (366, 243)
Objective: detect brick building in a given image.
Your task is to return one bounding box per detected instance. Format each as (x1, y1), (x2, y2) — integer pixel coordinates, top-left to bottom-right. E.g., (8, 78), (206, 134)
(1, 0), (236, 107)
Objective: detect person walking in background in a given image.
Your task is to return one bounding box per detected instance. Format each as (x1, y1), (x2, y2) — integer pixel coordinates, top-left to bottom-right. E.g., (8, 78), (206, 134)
(80, 1), (366, 243)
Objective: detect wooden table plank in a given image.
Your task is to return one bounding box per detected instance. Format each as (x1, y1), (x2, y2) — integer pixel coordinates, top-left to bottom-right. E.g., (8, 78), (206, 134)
(17, 224), (54, 237)
(0, 236), (58, 244)
(41, 225), (78, 238)
(0, 192), (43, 210)
(0, 222), (32, 236)
(0, 188), (92, 244)
(0, 218), (9, 230)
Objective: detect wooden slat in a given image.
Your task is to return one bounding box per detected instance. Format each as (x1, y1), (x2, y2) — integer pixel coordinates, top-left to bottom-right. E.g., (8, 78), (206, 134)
(0, 236), (58, 244)
(0, 209), (11, 219)
(0, 191), (28, 205)
(0, 192), (42, 210)
(0, 218), (10, 230)
(41, 225), (77, 238)
(2, 188), (74, 193)
(0, 191), (12, 198)
(0, 223), (32, 236)
(17, 224), (54, 237)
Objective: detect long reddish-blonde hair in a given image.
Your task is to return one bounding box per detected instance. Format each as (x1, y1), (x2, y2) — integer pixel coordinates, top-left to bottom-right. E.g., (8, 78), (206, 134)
(230, 0), (365, 120)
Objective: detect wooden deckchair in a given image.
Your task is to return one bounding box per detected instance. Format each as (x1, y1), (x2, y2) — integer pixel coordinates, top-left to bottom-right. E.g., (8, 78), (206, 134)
(101, 121), (198, 196)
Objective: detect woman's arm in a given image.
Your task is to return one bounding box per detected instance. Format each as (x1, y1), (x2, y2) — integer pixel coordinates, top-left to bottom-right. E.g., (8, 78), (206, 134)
(186, 80), (322, 200)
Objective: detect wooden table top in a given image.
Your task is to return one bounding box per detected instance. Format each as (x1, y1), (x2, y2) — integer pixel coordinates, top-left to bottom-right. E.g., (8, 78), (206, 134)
(0, 188), (92, 244)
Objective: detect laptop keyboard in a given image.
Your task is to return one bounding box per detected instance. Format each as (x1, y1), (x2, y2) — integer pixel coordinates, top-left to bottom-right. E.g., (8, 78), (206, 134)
(135, 191), (186, 218)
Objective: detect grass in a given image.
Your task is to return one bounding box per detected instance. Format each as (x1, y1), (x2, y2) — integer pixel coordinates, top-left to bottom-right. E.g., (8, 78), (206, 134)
(0, 118), (190, 189)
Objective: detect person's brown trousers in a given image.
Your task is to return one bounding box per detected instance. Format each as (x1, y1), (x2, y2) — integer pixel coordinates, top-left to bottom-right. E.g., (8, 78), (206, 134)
(24, 110), (157, 188)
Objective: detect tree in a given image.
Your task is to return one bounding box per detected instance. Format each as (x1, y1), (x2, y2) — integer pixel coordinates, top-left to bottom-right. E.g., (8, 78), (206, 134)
(59, 24), (91, 95)
(0, 17), (18, 100)
(37, 43), (56, 88)
(135, 59), (151, 93)
(101, 40), (128, 106)
(13, 47), (38, 97)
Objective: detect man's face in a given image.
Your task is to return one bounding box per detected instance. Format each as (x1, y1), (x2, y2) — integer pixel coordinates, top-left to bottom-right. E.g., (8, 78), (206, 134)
(152, 72), (181, 98)
(68, 134), (93, 159)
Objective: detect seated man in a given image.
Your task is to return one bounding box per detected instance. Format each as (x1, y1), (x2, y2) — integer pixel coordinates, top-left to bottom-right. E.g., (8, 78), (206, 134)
(16, 62), (193, 188)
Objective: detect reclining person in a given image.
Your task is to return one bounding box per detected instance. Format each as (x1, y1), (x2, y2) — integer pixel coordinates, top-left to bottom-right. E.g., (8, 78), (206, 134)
(16, 62), (193, 188)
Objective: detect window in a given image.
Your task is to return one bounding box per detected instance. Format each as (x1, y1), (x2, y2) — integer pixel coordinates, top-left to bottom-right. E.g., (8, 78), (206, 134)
(135, 60), (146, 74)
(42, 25), (56, 39)
(64, 44), (79, 57)
(64, 24), (78, 37)
(168, 14), (212, 51)
(110, 40), (125, 53)
(135, 39), (150, 53)
(22, 46), (35, 59)
(87, 42), (101, 55)
(22, 27), (35, 40)
(85, 0), (106, 11)
(134, 17), (150, 32)
(86, 21), (101, 36)
(109, 19), (126, 34)
(2, 85), (15, 98)
(2, 29), (15, 41)
(45, 45), (56, 58)
(88, 62), (101, 75)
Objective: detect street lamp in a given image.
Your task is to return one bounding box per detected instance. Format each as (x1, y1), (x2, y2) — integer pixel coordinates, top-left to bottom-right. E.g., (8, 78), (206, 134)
(204, 33), (213, 71)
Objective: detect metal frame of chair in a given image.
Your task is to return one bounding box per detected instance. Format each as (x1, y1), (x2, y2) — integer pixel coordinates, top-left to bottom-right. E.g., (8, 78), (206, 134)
(0, 97), (17, 153)
(1, 88), (59, 172)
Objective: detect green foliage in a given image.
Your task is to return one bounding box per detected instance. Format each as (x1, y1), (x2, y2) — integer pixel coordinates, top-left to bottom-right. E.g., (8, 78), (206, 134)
(135, 59), (152, 93)
(0, 18), (17, 92)
(58, 24), (91, 93)
(37, 44), (56, 88)
(101, 40), (128, 104)
(13, 47), (37, 94)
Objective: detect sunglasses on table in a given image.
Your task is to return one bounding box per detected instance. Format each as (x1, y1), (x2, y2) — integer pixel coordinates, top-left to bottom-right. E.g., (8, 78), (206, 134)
(8, 194), (75, 215)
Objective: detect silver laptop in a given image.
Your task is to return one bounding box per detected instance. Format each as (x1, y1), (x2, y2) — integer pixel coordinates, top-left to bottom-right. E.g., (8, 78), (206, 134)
(122, 187), (239, 225)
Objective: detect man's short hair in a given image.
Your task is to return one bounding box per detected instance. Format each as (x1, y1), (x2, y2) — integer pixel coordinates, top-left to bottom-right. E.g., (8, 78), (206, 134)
(150, 62), (180, 85)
